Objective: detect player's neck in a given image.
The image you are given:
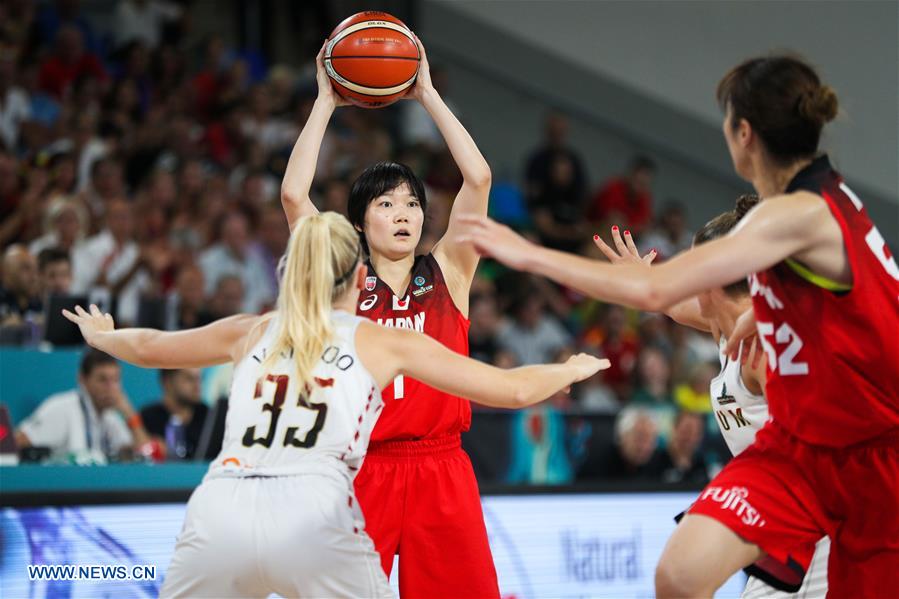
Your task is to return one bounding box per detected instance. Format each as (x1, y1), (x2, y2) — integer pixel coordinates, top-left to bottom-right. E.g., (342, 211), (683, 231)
(333, 293), (357, 313)
(752, 155), (813, 198)
(369, 252), (415, 297)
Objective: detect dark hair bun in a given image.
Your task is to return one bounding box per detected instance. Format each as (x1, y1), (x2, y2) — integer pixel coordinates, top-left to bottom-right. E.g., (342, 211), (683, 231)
(734, 193), (760, 218)
(799, 85), (839, 126)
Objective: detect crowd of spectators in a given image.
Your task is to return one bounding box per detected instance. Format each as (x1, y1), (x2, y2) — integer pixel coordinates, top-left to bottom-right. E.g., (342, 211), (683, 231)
(1, 0), (727, 485)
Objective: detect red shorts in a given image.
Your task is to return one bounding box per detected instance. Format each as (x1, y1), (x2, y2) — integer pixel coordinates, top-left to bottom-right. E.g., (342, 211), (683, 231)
(689, 421), (899, 597)
(354, 434), (499, 599)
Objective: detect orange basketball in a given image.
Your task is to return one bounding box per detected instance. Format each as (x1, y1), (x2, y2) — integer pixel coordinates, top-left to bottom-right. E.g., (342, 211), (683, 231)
(324, 12), (420, 108)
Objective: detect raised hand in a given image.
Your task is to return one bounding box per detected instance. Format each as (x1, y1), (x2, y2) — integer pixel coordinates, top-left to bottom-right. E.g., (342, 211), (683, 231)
(403, 34), (434, 102)
(593, 226), (657, 266)
(316, 40), (350, 108)
(62, 304), (115, 346)
(455, 215), (536, 270)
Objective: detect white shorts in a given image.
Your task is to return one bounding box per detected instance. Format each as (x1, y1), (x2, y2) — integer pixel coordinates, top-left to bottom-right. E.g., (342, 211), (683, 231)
(742, 536), (830, 599)
(160, 475), (392, 598)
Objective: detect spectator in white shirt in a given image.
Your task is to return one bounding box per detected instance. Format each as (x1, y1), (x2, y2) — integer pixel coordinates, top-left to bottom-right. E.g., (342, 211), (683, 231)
(199, 211), (274, 313)
(0, 48), (32, 152)
(113, 0), (182, 50)
(497, 295), (572, 366)
(15, 349), (150, 463)
(71, 198), (150, 325)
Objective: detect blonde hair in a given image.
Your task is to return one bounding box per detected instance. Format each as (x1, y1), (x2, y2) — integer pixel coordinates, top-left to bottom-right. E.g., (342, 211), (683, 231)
(260, 212), (361, 388)
(43, 195), (88, 238)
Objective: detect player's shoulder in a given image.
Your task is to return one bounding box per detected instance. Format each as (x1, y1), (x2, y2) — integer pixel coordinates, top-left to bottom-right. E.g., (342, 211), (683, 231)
(738, 191), (831, 238)
(230, 313), (275, 363)
(752, 191), (827, 218)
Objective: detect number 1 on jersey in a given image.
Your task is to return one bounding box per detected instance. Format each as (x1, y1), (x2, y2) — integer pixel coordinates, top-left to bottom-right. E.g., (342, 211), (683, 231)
(393, 375), (404, 399)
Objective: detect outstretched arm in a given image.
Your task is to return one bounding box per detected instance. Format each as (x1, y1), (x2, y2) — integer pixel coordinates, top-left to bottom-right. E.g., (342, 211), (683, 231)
(281, 42), (349, 231)
(356, 321), (607, 409)
(459, 192), (832, 313)
(410, 40), (491, 288)
(63, 304), (263, 368)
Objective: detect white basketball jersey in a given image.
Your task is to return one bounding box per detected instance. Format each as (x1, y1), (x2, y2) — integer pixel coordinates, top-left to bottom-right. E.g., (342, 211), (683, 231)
(710, 337), (770, 456)
(206, 310), (383, 483)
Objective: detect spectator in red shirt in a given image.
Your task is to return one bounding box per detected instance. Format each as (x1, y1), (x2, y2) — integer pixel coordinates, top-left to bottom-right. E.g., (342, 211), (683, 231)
(204, 101), (246, 168)
(588, 154), (656, 234)
(38, 24), (107, 100)
(582, 304), (641, 402)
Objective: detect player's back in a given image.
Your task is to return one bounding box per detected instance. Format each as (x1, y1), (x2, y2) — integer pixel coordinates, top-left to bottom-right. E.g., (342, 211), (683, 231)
(207, 310), (383, 482)
(357, 253), (471, 441)
(750, 155), (899, 447)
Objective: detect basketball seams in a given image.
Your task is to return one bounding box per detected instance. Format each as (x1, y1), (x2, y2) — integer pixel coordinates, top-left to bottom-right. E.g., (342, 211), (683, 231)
(326, 20), (416, 58)
(327, 56), (420, 61)
(325, 66), (417, 96)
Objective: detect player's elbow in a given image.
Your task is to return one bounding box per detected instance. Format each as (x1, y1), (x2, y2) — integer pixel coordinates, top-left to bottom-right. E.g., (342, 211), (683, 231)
(280, 185), (299, 208)
(467, 166), (492, 190)
(507, 376), (537, 408)
(510, 386), (531, 409)
(639, 278), (671, 313)
(132, 342), (153, 367)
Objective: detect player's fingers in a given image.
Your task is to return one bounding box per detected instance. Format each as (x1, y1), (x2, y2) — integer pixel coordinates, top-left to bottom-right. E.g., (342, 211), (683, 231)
(726, 336), (740, 361)
(623, 229), (640, 259)
(642, 249), (658, 265)
(62, 309), (78, 322)
(597, 359), (611, 370)
(414, 33), (426, 55)
(611, 226), (628, 256)
(593, 235), (619, 262)
(751, 337), (763, 369)
(90, 304), (102, 317)
(74, 304), (89, 317)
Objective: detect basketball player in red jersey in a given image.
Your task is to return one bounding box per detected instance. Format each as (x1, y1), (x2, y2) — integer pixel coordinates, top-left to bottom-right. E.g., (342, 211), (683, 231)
(281, 40), (499, 597)
(458, 55), (899, 597)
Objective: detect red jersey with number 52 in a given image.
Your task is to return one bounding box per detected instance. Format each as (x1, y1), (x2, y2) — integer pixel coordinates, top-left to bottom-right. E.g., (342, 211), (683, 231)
(357, 253), (471, 441)
(749, 155), (899, 447)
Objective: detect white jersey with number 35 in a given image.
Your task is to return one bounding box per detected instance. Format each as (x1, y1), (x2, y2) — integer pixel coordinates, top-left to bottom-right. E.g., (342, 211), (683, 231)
(206, 310), (383, 482)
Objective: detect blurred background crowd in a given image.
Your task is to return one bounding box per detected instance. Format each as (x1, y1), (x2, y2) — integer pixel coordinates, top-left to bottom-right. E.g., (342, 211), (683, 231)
(1, 0), (731, 486)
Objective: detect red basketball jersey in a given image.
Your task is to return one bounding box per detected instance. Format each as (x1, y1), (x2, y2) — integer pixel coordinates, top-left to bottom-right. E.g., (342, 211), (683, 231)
(357, 253), (471, 441)
(749, 155), (899, 447)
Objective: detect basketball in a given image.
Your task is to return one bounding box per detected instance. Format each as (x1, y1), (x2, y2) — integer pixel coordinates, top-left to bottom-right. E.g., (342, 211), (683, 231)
(324, 11), (420, 108)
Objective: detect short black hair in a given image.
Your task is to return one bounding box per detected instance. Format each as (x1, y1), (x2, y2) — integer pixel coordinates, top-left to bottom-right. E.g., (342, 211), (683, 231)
(80, 348), (118, 377)
(37, 247), (70, 271)
(347, 162), (427, 253)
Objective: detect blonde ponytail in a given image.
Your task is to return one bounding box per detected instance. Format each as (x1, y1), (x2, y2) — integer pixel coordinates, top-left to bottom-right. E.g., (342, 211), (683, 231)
(260, 212), (361, 389)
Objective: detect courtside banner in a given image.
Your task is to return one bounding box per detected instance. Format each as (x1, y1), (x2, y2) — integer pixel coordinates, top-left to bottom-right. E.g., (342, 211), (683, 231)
(2, 494), (745, 598)
(480, 492), (745, 598)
